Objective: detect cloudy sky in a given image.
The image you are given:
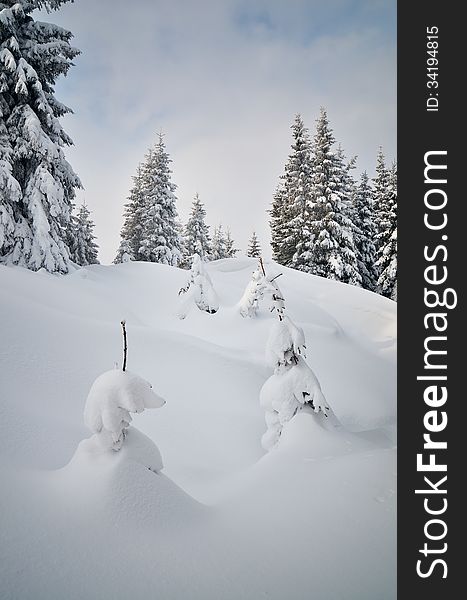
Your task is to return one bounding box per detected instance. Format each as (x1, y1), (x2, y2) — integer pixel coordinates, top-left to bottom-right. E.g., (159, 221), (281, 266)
(43, 0), (396, 264)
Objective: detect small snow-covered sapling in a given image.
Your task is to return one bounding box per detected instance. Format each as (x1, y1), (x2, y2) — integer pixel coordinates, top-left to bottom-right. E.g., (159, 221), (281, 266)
(238, 258), (284, 319)
(238, 264), (267, 318)
(83, 322), (166, 451)
(177, 253), (219, 319)
(260, 282), (331, 450)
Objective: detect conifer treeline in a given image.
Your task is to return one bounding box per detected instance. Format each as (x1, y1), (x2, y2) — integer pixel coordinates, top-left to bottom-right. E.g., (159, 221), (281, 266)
(270, 110), (397, 299)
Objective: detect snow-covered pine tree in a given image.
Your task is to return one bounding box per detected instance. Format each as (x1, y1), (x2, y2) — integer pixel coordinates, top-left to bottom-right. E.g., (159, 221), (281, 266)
(0, 143), (19, 257)
(238, 260), (267, 318)
(246, 231), (261, 258)
(269, 184), (287, 263)
(352, 172), (377, 290)
(224, 227), (238, 258)
(69, 202), (99, 266)
(114, 165), (145, 263)
(372, 147), (390, 255)
(175, 217), (187, 267)
(177, 253), (219, 319)
(0, 0), (81, 273)
(183, 192), (211, 262)
(336, 145), (357, 221)
(138, 134), (182, 266)
(335, 146), (364, 283)
(375, 161), (397, 300)
(304, 108), (361, 285)
(113, 239), (133, 264)
(286, 118), (315, 272)
(259, 282), (330, 450)
(270, 114), (314, 269)
(211, 224), (227, 260)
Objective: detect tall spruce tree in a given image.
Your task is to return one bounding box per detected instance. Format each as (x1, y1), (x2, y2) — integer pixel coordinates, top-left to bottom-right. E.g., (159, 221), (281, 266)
(138, 134), (182, 266)
(211, 224), (227, 260)
(334, 145), (362, 279)
(224, 227), (238, 258)
(0, 0), (81, 273)
(113, 238), (133, 264)
(305, 108), (361, 285)
(336, 145), (358, 218)
(175, 217), (187, 267)
(372, 147), (391, 255)
(114, 165), (145, 263)
(183, 192), (211, 261)
(375, 161), (397, 300)
(270, 184), (287, 264)
(247, 231), (261, 258)
(69, 202), (99, 266)
(353, 172), (377, 290)
(270, 114), (313, 269)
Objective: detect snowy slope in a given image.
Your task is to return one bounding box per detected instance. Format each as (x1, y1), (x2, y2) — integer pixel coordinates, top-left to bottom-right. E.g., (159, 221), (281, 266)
(0, 259), (396, 600)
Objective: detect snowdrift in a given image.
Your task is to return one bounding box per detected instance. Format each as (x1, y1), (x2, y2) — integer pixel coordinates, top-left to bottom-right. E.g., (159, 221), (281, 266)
(0, 259), (396, 599)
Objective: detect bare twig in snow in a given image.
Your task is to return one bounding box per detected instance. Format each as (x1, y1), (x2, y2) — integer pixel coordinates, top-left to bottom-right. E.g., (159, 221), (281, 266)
(121, 320), (128, 372)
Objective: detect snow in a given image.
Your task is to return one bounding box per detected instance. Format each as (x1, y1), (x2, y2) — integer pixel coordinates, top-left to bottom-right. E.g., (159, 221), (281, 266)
(0, 258), (396, 599)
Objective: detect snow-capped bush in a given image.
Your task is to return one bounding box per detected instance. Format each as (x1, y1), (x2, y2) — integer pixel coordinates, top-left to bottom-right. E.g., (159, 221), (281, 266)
(238, 262), (285, 319)
(84, 369), (166, 451)
(238, 266), (266, 318)
(260, 294), (330, 451)
(177, 254), (219, 319)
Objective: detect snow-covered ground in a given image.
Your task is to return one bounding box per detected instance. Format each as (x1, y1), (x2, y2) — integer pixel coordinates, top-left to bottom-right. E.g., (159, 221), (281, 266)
(0, 258), (396, 599)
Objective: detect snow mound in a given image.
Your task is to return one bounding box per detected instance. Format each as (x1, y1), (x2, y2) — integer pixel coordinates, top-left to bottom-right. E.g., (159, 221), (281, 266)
(273, 408), (373, 458)
(48, 428), (205, 559)
(84, 369), (166, 451)
(69, 426), (164, 474)
(57, 427), (205, 531)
